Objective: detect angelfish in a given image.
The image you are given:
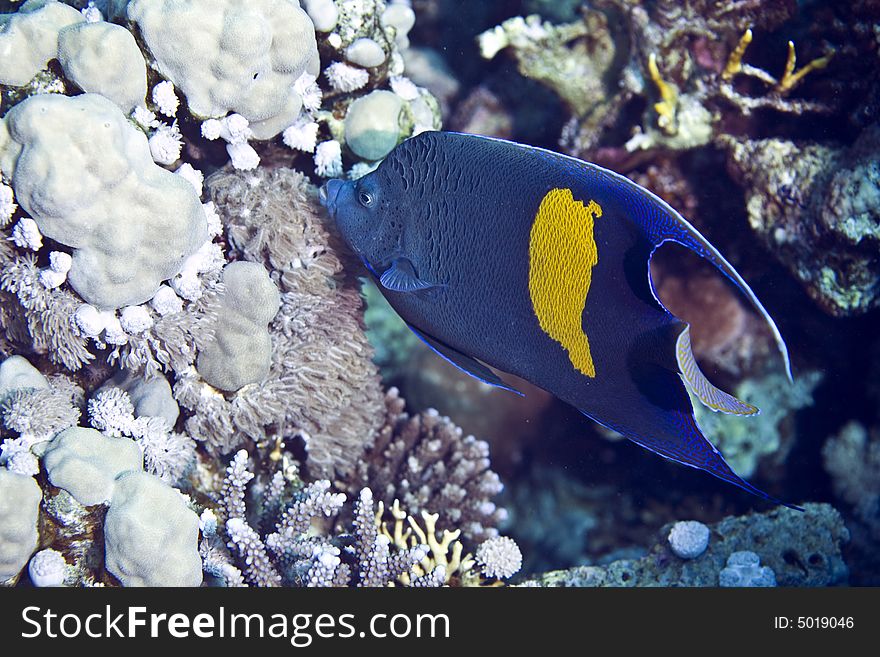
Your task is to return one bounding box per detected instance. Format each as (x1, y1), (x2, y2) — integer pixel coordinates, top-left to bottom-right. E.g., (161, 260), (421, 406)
(321, 131), (798, 508)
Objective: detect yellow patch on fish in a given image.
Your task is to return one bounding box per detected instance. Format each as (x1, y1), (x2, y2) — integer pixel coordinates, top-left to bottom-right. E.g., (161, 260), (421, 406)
(528, 188), (602, 377)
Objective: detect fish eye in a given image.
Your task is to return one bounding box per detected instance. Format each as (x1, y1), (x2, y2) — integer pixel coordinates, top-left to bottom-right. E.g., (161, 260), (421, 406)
(358, 190), (374, 207)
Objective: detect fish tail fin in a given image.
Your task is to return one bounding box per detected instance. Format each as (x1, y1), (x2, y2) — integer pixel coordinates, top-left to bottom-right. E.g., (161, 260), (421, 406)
(575, 344), (801, 510)
(658, 220), (792, 382)
(592, 406), (803, 511)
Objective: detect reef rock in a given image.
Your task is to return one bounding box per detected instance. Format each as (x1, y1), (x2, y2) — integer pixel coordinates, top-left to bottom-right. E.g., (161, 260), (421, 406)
(722, 127), (880, 316)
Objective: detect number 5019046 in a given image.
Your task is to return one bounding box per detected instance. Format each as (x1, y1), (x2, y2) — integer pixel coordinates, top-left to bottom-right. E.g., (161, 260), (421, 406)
(774, 617), (854, 629)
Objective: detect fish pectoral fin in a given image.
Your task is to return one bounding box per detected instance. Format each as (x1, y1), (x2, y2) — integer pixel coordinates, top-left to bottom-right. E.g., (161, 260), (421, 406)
(406, 323), (524, 396)
(379, 258), (436, 292)
(675, 326), (759, 416)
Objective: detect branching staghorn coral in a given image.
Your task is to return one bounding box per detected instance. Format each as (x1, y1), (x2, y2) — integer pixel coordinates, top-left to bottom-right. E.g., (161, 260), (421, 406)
(176, 167), (384, 478)
(206, 450), (520, 587)
(345, 387), (507, 545)
(206, 450), (431, 587)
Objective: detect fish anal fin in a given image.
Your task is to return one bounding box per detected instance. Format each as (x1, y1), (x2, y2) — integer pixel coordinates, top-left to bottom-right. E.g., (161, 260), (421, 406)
(676, 325), (758, 416)
(407, 323), (523, 396)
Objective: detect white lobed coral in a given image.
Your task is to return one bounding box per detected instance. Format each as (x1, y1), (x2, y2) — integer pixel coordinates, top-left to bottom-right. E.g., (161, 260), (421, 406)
(128, 0), (320, 140)
(344, 90), (406, 161)
(382, 3), (416, 50)
(56, 20), (148, 113)
(196, 261), (280, 391)
(42, 427), (143, 506)
(668, 520), (710, 559)
(0, 0), (84, 87)
(304, 0), (338, 32)
(475, 536), (522, 579)
(105, 470), (202, 586)
(345, 37), (386, 68)
(0, 468), (41, 582)
(0, 93), (208, 310)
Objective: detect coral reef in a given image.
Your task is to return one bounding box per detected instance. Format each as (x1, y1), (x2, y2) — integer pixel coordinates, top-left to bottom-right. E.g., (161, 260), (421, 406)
(344, 388), (507, 544)
(201, 450), (518, 587)
(823, 422), (880, 540)
(692, 370), (823, 479)
(522, 504), (849, 587)
(179, 167), (385, 477)
(0, 0), (876, 589)
(722, 128), (880, 316)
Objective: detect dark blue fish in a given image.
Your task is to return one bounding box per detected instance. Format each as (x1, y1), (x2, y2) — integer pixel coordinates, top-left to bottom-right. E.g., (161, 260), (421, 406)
(321, 131), (798, 509)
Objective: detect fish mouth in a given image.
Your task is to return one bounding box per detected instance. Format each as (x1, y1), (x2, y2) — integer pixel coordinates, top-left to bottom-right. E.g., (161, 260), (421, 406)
(319, 179), (344, 216)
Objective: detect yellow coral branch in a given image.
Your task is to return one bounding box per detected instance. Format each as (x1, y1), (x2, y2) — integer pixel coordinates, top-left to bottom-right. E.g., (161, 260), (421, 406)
(776, 41), (833, 94)
(722, 28), (752, 81)
(648, 53), (678, 134)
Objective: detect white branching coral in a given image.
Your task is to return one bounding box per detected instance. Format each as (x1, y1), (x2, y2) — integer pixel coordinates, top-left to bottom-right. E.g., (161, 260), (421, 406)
(475, 536), (522, 579)
(0, 183), (16, 227)
(294, 72), (323, 113)
(282, 118), (320, 153)
(88, 388), (135, 437)
(152, 81), (179, 117)
(175, 163), (204, 197)
(324, 62), (369, 92)
(148, 121), (184, 165)
(347, 388), (507, 544)
(85, 386), (193, 482)
(39, 251), (72, 290)
(314, 140), (343, 177)
(199, 114), (260, 170)
(11, 218), (42, 251)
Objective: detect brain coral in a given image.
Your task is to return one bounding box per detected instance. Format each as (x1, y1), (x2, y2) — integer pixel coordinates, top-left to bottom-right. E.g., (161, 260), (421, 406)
(128, 0), (320, 139)
(0, 93), (207, 310)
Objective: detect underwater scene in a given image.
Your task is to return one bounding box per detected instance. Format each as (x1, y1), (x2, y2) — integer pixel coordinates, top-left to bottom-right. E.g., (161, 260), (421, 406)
(0, 0), (877, 589)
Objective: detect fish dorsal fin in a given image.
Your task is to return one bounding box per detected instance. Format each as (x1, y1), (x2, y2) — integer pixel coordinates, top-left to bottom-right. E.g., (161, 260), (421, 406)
(380, 258), (435, 292)
(676, 326), (758, 416)
(406, 322), (523, 396)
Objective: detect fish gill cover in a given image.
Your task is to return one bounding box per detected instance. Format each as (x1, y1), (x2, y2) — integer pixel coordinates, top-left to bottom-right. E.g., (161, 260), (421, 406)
(0, 0), (875, 587)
